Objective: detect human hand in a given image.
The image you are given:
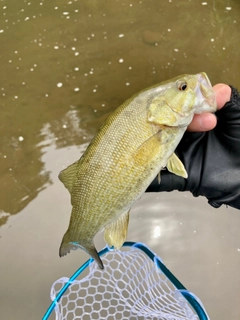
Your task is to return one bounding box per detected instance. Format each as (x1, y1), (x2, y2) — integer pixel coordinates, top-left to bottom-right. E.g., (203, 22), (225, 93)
(146, 84), (240, 209)
(187, 84), (231, 131)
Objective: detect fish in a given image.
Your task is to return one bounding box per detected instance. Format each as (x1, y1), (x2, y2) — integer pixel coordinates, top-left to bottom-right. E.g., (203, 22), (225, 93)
(58, 72), (217, 269)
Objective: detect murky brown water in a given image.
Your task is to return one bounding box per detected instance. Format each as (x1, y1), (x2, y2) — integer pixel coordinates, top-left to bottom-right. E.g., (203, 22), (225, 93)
(0, 0), (240, 319)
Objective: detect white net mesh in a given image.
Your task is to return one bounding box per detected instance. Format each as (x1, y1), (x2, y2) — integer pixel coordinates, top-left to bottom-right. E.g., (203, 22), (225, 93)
(50, 245), (203, 320)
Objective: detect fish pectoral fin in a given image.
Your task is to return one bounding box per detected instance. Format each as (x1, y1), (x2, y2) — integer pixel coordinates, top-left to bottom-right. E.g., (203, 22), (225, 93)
(133, 131), (163, 164)
(58, 160), (79, 194)
(104, 210), (130, 249)
(166, 153), (188, 178)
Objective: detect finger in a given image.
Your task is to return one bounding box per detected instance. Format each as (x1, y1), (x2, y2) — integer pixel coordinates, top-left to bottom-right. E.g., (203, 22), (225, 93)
(213, 84), (231, 110)
(187, 113), (217, 132)
(187, 84), (231, 132)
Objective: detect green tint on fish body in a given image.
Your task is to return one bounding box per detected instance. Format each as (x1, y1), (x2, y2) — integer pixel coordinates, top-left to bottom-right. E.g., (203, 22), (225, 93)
(58, 72), (217, 269)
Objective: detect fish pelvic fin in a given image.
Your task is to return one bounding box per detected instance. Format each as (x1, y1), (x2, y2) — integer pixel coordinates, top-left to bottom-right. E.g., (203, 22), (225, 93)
(104, 210), (130, 249)
(157, 172), (161, 184)
(59, 233), (104, 269)
(166, 152), (188, 178)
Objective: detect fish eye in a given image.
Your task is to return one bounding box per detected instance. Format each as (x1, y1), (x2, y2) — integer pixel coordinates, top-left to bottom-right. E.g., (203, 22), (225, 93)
(178, 81), (188, 91)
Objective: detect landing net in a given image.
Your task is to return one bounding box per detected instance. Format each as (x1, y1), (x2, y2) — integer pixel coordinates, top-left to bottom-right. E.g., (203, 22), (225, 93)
(43, 242), (209, 320)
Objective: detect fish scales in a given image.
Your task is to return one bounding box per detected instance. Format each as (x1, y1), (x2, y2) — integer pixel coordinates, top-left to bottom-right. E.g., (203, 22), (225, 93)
(66, 96), (154, 232)
(74, 98), (153, 210)
(59, 73), (217, 268)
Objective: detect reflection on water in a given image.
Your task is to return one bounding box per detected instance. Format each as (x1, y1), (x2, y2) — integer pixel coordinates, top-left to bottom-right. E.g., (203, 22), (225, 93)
(0, 1), (240, 319)
(1, 0), (240, 221)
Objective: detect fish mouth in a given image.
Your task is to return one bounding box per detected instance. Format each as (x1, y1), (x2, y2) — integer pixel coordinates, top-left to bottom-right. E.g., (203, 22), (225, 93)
(199, 94), (217, 113)
(195, 72), (217, 114)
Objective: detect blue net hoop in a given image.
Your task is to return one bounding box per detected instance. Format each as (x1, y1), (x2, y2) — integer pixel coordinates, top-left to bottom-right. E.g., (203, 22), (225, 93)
(43, 241), (209, 320)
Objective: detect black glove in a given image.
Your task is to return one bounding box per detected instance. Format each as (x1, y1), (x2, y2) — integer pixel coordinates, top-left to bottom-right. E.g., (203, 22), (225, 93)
(146, 86), (240, 210)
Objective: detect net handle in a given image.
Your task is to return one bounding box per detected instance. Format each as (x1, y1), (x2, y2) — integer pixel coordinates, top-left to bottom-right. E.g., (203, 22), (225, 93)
(42, 241), (209, 320)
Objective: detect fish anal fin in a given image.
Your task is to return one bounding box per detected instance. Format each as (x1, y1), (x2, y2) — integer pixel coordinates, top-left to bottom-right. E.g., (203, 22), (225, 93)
(58, 160), (79, 194)
(167, 153), (188, 178)
(104, 210), (130, 249)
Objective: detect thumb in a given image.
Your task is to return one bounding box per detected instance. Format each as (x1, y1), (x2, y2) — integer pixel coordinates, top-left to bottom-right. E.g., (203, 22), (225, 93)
(213, 84), (231, 110)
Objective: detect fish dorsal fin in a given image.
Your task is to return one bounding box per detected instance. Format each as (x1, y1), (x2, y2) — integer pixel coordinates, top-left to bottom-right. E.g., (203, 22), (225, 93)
(104, 210), (130, 249)
(58, 160), (80, 194)
(166, 153), (188, 178)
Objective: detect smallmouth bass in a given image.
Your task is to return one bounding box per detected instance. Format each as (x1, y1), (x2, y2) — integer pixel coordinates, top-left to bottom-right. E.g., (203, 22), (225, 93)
(59, 72), (216, 269)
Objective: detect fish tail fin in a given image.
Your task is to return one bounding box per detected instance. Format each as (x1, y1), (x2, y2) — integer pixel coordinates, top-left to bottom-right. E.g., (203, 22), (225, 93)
(86, 244), (104, 270)
(59, 236), (75, 257)
(59, 232), (104, 269)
